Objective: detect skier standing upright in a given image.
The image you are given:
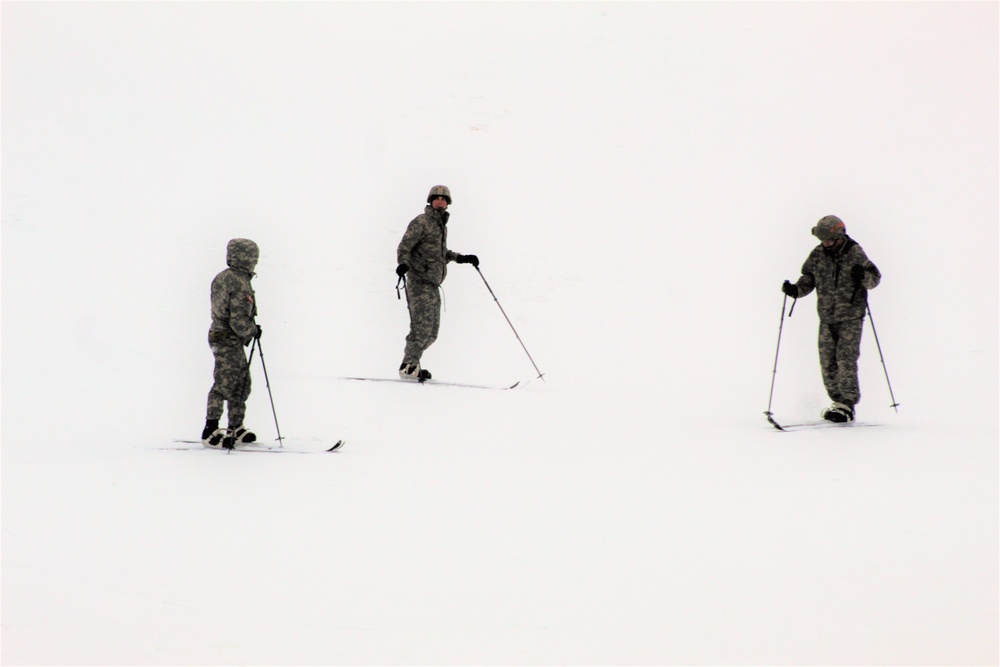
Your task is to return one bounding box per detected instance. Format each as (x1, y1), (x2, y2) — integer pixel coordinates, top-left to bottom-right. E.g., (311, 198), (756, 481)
(202, 238), (262, 448)
(782, 216), (881, 423)
(395, 185), (478, 380)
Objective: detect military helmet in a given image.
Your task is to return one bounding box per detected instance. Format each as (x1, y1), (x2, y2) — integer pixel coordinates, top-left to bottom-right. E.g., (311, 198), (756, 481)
(427, 184), (452, 205)
(811, 215), (846, 241)
(226, 238), (260, 273)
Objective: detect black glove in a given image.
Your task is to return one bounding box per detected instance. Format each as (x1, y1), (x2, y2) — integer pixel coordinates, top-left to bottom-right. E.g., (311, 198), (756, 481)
(255, 325), (262, 340)
(782, 280), (799, 298)
(395, 263), (409, 277)
(244, 326), (261, 346)
(456, 254), (479, 268)
(851, 264), (866, 286)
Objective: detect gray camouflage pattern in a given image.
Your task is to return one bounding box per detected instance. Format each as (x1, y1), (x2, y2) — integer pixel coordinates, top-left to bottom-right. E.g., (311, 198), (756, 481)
(811, 215), (846, 241)
(209, 239), (259, 345)
(427, 184), (452, 204)
(206, 338), (252, 426)
(397, 205), (459, 286)
(206, 238), (259, 427)
(792, 235), (880, 409)
(818, 318), (863, 406)
(793, 236), (880, 323)
(402, 278), (442, 365)
(397, 204), (465, 366)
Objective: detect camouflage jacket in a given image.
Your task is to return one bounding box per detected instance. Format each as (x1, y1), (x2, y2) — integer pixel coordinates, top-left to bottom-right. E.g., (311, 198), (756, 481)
(793, 236), (881, 323)
(209, 245), (258, 345)
(397, 206), (459, 286)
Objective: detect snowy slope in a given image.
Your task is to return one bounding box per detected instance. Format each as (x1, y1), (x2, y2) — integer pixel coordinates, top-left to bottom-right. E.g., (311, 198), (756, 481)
(2, 2), (997, 665)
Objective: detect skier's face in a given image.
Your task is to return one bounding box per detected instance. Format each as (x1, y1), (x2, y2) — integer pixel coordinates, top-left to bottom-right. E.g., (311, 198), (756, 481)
(822, 237), (842, 249)
(431, 195), (449, 211)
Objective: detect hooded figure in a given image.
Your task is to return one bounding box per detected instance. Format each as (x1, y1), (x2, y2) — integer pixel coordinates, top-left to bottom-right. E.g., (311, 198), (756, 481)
(203, 238), (262, 448)
(783, 216), (881, 422)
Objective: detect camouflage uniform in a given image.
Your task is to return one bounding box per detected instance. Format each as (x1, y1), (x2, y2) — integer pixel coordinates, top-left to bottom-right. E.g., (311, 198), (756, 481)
(397, 205), (459, 366)
(206, 239), (260, 428)
(792, 235), (881, 408)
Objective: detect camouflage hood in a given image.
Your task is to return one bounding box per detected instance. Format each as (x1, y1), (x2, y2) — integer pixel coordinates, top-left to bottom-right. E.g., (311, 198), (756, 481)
(226, 238), (259, 276)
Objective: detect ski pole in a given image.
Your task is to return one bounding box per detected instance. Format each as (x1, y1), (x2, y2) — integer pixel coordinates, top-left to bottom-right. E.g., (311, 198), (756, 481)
(255, 335), (285, 444)
(227, 337), (258, 454)
(475, 266), (545, 381)
(866, 302), (900, 412)
(765, 293), (789, 430)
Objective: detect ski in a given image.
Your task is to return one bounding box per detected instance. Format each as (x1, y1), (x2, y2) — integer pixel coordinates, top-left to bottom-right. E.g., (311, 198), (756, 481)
(341, 376), (520, 390)
(766, 418), (881, 432)
(765, 411), (785, 430)
(164, 439), (345, 453)
(227, 441), (344, 453)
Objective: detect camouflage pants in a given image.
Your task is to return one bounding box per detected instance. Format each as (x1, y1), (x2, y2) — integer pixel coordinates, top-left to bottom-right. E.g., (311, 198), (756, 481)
(206, 336), (252, 427)
(402, 279), (441, 365)
(818, 318), (864, 407)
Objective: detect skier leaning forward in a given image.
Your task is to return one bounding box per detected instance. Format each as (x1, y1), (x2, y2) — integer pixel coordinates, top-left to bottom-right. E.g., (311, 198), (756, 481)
(202, 238), (262, 448)
(783, 216), (881, 423)
(395, 185), (479, 380)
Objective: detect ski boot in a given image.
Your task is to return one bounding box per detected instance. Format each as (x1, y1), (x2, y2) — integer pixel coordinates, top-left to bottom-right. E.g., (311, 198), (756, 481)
(399, 362), (431, 381)
(201, 428), (232, 449)
(224, 425), (257, 449)
(821, 402), (855, 423)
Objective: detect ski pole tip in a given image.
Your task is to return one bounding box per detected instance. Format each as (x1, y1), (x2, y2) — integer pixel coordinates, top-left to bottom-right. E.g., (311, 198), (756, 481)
(764, 411), (785, 430)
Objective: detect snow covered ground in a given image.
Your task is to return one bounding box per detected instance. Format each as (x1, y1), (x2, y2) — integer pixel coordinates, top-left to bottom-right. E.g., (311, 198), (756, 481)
(2, 2), (997, 664)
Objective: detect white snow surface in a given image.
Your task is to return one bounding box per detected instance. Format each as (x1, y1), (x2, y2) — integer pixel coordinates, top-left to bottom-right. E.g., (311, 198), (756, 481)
(2, 3), (997, 665)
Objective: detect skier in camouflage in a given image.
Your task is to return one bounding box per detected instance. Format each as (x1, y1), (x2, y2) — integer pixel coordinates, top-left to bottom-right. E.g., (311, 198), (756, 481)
(202, 238), (262, 448)
(783, 216), (881, 423)
(395, 185), (479, 380)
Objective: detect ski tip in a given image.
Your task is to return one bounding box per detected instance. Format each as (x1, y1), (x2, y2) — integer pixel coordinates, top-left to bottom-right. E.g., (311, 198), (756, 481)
(327, 440), (345, 452)
(764, 412), (785, 431)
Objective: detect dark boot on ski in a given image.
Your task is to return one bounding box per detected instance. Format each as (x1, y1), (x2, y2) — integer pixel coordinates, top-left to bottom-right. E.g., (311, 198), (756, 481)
(203, 427), (231, 449)
(226, 425), (256, 448)
(201, 418), (220, 441)
(399, 362), (431, 382)
(821, 402), (855, 423)
(400, 362), (432, 380)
